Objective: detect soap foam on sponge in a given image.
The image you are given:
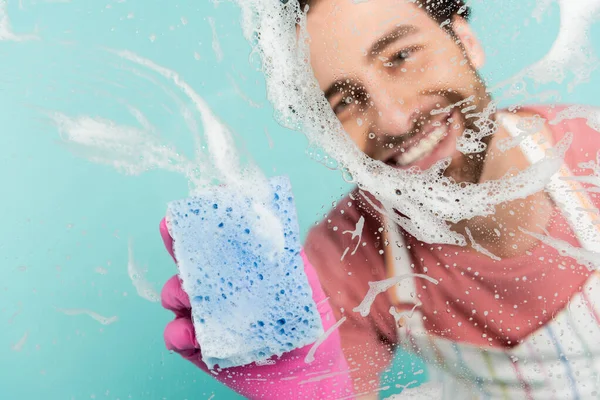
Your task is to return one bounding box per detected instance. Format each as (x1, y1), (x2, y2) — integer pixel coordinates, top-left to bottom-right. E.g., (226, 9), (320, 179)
(166, 176), (324, 369)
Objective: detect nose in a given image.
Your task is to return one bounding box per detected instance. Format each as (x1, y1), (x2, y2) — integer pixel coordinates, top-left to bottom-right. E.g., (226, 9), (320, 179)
(368, 83), (419, 138)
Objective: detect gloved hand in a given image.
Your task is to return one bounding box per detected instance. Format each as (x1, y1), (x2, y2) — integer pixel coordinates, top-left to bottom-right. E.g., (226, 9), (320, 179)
(159, 218), (355, 399)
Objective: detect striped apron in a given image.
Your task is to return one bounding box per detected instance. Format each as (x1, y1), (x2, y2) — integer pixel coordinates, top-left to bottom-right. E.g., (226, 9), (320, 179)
(384, 112), (600, 399)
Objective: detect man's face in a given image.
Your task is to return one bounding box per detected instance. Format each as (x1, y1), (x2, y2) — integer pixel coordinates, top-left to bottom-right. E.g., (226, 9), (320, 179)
(306, 0), (491, 183)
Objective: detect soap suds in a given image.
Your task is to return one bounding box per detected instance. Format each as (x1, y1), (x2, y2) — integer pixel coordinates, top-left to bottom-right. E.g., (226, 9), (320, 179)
(316, 296), (330, 307)
(465, 227), (501, 261)
(304, 316), (346, 364)
(56, 308), (118, 325)
(264, 127), (274, 149)
(496, 114), (547, 153)
(7, 302), (22, 324)
(227, 73), (262, 108)
(389, 302), (422, 327)
(52, 48), (287, 258)
(306, 369), (331, 376)
(127, 241), (160, 303)
(298, 367), (359, 385)
(234, 0), (574, 246)
(340, 216), (365, 261)
(94, 266), (108, 275)
(496, 0), (600, 95)
(519, 227), (600, 270)
(48, 111), (198, 179)
(109, 49), (277, 206)
(255, 359), (276, 366)
(530, 0), (600, 91)
(563, 151), (600, 191)
(385, 382), (443, 399)
(0, 0), (37, 41)
(11, 331), (29, 352)
(455, 101), (497, 154)
(550, 105), (600, 133)
(353, 274), (439, 318)
(208, 17), (223, 62)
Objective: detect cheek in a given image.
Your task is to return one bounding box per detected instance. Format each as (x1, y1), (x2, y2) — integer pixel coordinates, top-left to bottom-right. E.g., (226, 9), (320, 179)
(415, 44), (475, 86)
(425, 59), (467, 85)
(339, 106), (375, 153)
(346, 127), (369, 152)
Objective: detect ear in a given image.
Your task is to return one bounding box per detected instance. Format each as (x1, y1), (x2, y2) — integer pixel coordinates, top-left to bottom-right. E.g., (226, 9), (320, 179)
(452, 17), (485, 69)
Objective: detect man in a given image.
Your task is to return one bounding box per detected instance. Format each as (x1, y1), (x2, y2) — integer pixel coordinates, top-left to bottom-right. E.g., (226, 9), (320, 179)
(161, 0), (600, 398)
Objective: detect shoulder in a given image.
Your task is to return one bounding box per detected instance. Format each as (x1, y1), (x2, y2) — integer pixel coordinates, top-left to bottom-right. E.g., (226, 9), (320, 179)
(529, 103), (600, 163)
(303, 189), (389, 308)
(528, 103), (600, 206)
(304, 189), (399, 345)
(304, 189), (384, 274)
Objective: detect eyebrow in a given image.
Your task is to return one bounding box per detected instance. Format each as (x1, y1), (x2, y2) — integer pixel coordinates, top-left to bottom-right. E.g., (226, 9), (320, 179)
(323, 24), (419, 101)
(368, 24), (419, 59)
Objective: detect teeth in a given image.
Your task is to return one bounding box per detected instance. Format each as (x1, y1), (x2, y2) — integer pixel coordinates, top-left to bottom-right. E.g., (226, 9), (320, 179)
(396, 126), (446, 166)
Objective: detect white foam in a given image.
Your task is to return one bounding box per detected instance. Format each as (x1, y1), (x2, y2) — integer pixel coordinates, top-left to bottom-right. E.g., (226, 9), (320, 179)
(550, 105), (600, 133)
(298, 367), (359, 385)
(94, 266), (108, 275)
(383, 382), (443, 399)
(109, 50), (245, 188)
(56, 308), (118, 325)
(52, 48), (287, 254)
(353, 274), (439, 318)
(227, 73), (262, 108)
(127, 241), (160, 303)
(430, 96), (474, 116)
(465, 227), (501, 261)
(340, 216), (365, 261)
(496, 0), (600, 95)
(389, 302), (421, 326)
(456, 101), (497, 154)
(233, 0), (572, 246)
(304, 316), (346, 364)
(570, 153), (600, 190)
(0, 0), (37, 41)
(208, 17), (223, 63)
(48, 111), (199, 179)
(7, 303), (22, 324)
(109, 50), (277, 207)
(530, 0), (600, 90)
(11, 331), (29, 352)
(519, 227), (600, 270)
(497, 114), (547, 152)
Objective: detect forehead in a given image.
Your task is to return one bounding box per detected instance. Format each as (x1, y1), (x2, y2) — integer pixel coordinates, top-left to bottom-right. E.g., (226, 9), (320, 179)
(306, 0), (444, 85)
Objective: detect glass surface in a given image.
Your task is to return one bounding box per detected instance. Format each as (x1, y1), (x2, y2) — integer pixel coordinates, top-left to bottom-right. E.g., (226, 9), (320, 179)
(2, 0), (600, 399)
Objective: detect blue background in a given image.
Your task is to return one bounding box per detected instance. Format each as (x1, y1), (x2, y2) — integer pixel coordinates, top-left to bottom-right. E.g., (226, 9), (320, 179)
(1, 0), (598, 399)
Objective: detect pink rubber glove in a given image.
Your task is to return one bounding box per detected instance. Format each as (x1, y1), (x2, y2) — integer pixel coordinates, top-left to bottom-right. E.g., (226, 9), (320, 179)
(159, 218), (355, 399)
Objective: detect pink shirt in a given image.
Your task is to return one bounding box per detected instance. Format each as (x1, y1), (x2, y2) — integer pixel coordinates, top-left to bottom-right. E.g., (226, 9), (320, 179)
(304, 104), (600, 392)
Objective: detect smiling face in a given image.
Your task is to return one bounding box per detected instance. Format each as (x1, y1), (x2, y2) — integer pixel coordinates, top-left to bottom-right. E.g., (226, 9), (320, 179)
(306, 0), (491, 183)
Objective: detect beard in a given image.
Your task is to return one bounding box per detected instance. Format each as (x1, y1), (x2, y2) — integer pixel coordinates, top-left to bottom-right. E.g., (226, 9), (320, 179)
(431, 74), (493, 185)
(373, 84), (494, 185)
(443, 134), (493, 184)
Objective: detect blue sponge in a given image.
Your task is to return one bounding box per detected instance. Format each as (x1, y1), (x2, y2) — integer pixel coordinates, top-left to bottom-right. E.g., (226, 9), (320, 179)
(166, 176), (324, 369)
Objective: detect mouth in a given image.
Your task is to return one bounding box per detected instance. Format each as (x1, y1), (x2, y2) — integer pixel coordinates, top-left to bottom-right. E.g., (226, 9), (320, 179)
(384, 108), (460, 169)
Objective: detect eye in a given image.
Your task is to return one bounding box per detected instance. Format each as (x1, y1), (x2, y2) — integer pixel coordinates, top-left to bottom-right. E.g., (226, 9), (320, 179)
(384, 46), (419, 68)
(333, 96), (354, 115)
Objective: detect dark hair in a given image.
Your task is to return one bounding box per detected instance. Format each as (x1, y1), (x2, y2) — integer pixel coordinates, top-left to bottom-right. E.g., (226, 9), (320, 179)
(297, 0), (470, 22)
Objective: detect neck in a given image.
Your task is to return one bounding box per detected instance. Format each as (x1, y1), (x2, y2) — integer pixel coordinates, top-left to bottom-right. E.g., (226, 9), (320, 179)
(452, 110), (556, 258)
